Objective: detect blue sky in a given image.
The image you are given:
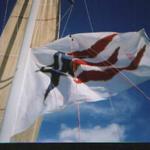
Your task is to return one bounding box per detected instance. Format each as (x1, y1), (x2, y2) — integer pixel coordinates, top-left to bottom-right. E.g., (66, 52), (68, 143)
(1, 0), (150, 142)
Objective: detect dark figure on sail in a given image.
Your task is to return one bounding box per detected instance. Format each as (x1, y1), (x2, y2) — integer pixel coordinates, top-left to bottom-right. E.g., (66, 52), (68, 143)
(39, 67), (67, 100)
(38, 51), (74, 101)
(37, 34), (146, 102)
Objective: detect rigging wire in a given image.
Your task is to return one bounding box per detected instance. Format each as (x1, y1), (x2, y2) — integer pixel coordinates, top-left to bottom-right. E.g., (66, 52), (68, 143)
(83, 0), (94, 32)
(76, 103), (81, 142)
(60, 5), (74, 38)
(61, 6), (72, 23)
(67, 0), (94, 142)
(69, 34), (81, 142)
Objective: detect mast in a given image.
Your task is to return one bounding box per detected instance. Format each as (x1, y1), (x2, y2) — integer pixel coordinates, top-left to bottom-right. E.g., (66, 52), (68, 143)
(0, 0), (60, 142)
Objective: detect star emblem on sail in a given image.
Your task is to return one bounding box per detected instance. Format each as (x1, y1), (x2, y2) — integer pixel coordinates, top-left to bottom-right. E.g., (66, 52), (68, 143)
(9, 29), (150, 136)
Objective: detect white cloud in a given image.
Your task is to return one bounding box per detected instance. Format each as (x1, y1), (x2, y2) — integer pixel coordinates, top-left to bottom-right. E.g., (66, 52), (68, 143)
(58, 123), (125, 142)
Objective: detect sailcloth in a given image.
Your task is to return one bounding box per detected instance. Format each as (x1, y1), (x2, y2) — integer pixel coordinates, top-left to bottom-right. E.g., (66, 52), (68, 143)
(9, 29), (150, 136)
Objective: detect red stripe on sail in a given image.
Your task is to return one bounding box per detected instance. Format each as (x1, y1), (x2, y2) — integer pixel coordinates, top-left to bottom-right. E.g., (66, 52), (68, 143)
(72, 47), (120, 71)
(68, 33), (117, 58)
(74, 45), (146, 84)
